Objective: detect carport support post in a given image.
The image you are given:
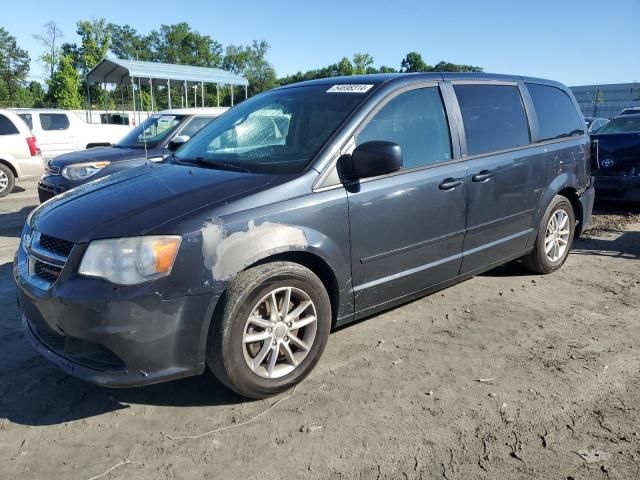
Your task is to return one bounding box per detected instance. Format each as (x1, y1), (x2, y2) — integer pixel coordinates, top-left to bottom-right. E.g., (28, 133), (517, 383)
(120, 84), (125, 123)
(245, 85), (248, 100)
(167, 79), (171, 109)
(201, 81), (204, 107)
(138, 77), (143, 125)
(130, 78), (136, 126)
(231, 85), (234, 106)
(184, 80), (187, 108)
(216, 84), (220, 107)
(149, 78), (155, 112)
(86, 82), (92, 123)
(103, 78), (108, 121)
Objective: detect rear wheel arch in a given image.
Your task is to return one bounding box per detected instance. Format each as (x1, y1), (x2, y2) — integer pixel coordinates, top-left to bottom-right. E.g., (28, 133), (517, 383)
(557, 187), (582, 236)
(0, 158), (18, 178)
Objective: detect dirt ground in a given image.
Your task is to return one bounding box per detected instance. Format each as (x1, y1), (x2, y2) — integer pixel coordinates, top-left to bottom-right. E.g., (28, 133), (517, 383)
(1, 181), (639, 480)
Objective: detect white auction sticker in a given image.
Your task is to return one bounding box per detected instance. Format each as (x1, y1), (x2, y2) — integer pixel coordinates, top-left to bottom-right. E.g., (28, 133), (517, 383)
(327, 84), (374, 93)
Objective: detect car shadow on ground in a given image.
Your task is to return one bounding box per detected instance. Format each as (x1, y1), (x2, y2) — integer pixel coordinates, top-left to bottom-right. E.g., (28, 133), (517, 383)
(0, 206), (36, 238)
(0, 362), (246, 427)
(573, 231), (640, 260)
(0, 258), (247, 427)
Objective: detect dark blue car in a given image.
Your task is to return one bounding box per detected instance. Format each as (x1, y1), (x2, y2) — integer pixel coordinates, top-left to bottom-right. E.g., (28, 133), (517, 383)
(591, 114), (640, 202)
(15, 73), (594, 398)
(37, 108), (225, 202)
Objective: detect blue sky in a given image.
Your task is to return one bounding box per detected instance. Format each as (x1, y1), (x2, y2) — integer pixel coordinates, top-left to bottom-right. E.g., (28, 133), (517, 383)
(4, 0), (639, 86)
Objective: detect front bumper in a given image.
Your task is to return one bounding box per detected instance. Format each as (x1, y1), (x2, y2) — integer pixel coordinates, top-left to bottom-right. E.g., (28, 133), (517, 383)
(594, 175), (640, 203)
(14, 241), (217, 388)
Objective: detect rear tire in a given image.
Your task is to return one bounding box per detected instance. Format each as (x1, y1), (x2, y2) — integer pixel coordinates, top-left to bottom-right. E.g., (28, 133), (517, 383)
(207, 262), (332, 399)
(523, 195), (575, 274)
(0, 164), (15, 198)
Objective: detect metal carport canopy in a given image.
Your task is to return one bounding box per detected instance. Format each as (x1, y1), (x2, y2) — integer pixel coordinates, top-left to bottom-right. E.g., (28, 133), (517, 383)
(86, 57), (248, 87)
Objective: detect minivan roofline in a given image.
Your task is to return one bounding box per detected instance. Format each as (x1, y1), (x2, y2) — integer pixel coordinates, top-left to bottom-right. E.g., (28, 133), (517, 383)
(274, 72), (569, 92)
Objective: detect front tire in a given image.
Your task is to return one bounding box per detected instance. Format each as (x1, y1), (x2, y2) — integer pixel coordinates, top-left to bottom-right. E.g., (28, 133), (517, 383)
(0, 164), (15, 198)
(207, 262), (332, 399)
(523, 195), (575, 274)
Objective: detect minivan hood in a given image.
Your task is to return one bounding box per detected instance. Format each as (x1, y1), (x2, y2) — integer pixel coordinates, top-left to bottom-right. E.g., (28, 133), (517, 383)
(30, 163), (273, 243)
(50, 146), (163, 168)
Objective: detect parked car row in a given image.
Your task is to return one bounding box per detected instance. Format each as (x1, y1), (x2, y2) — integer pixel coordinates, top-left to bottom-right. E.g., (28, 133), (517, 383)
(37, 108), (227, 202)
(15, 72), (596, 398)
(0, 107), (226, 198)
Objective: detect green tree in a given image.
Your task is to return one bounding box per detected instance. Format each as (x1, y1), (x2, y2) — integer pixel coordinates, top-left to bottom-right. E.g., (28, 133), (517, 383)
(47, 55), (82, 109)
(352, 53), (374, 75)
(400, 51), (429, 72)
(222, 40), (277, 96)
(335, 57), (353, 76)
(75, 19), (111, 75)
(151, 23), (222, 67)
(378, 65), (397, 74)
(32, 21), (64, 79)
(432, 60), (482, 73)
(0, 27), (30, 104)
(108, 24), (152, 60)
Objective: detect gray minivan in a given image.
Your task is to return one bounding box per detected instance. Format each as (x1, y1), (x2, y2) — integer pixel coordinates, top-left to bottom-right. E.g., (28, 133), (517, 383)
(15, 73), (594, 398)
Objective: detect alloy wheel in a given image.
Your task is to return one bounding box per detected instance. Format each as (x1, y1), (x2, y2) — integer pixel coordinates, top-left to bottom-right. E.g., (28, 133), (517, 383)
(242, 286), (318, 379)
(545, 209), (570, 262)
(0, 170), (8, 192)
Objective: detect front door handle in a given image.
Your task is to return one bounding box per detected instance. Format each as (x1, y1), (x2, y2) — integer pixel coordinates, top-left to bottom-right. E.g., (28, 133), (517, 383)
(472, 170), (494, 182)
(439, 178), (464, 190)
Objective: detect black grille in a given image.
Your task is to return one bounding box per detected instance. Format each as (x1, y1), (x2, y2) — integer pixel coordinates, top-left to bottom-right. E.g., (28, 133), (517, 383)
(29, 321), (126, 372)
(34, 260), (62, 283)
(39, 233), (74, 257)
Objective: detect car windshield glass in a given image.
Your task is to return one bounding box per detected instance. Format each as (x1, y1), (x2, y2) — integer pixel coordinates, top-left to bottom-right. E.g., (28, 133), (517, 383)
(174, 84), (377, 174)
(597, 117), (640, 134)
(116, 114), (186, 149)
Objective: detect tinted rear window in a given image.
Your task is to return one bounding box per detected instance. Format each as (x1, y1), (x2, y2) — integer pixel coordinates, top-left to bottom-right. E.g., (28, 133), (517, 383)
(454, 85), (530, 156)
(526, 83), (584, 141)
(40, 113), (70, 131)
(18, 113), (33, 129)
(0, 114), (19, 135)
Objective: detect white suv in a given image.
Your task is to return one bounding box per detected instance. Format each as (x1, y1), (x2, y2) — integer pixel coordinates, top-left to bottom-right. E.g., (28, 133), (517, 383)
(0, 109), (45, 198)
(14, 109), (131, 159)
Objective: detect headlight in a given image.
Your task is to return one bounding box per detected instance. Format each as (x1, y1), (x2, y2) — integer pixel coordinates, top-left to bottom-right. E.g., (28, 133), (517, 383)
(79, 236), (181, 285)
(62, 161), (110, 180)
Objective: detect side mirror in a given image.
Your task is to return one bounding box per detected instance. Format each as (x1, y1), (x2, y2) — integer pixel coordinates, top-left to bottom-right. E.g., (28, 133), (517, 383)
(167, 135), (190, 152)
(341, 141), (402, 180)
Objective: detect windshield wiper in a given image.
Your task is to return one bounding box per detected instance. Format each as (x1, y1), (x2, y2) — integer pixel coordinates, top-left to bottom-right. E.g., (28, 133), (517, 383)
(174, 156), (250, 173)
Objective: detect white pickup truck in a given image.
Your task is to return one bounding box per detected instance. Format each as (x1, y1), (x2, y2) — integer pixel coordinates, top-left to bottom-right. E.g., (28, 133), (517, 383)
(13, 109), (131, 159)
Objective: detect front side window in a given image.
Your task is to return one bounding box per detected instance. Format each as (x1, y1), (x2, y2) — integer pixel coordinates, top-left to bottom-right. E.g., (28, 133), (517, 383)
(526, 83), (584, 141)
(40, 113), (70, 131)
(454, 84), (531, 156)
(0, 114), (19, 135)
(175, 84), (375, 174)
(177, 116), (217, 138)
(116, 114), (186, 149)
(356, 87), (452, 169)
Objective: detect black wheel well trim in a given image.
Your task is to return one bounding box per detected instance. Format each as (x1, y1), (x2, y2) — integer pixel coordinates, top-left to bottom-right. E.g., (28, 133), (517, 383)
(0, 159), (17, 177)
(250, 251), (340, 327)
(556, 186), (582, 234)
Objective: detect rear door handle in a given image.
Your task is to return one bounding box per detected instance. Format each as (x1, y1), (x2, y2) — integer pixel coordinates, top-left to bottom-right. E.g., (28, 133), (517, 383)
(472, 170), (494, 182)
(439, 178), (464, 190)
